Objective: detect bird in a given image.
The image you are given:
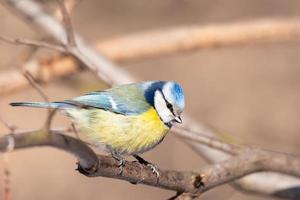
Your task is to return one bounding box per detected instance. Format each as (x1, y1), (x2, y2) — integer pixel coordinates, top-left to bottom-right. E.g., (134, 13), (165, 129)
(10, 80), (185, 176)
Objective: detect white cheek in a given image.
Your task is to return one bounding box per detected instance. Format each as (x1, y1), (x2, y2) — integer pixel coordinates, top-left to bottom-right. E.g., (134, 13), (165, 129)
(154, 90), (173, 123)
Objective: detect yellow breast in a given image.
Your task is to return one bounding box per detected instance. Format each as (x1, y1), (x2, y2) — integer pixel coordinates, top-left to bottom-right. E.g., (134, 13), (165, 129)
(68, 107), (170, 155)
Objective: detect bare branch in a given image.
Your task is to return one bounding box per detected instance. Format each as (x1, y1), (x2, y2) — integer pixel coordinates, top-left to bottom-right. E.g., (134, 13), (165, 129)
(22, 70), (56, 121)
(3, 18), (286, 65)
(0, 130), (98, 172)
(0, 35), (66, 52)
(0, 129), (300, 195)
(22, 69), (62, 133)
(2, 0), (134, 84)
(172, 126), (242, 155)
(70, 123), (79, 139)
(0, 130), (199, 192)
(54, 0), (81, 20)
(56, 0), (76, 47)
(96, 19), (300, 62)
(1, 19), (300, 94)
(44, 108), (59, 131)
(0, 129), (300, 196)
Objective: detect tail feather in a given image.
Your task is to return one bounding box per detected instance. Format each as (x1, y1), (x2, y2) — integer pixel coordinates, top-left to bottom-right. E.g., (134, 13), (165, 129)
(10, 102), (71, 109)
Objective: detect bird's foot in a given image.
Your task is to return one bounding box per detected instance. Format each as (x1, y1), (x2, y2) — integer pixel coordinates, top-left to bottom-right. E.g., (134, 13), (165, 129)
(117, 158), (126, 175)
(112, 152), (126, 175)
(133, 155), (160, 179)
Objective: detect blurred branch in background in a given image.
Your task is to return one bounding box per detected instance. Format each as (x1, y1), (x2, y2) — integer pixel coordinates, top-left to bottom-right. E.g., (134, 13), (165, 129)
(1, 0), (300, 199)
(56, 0), (76, 47)
(1, 18), (300, 95)
(0, 55), (78, 95)
(0, 35), (66, 52)
(96, 19), (300, 62)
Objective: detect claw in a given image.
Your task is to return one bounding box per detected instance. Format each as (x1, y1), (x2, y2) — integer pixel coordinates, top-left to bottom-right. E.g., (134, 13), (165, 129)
(147, 163), (160, 178)
(133, 155), (160, 180)
(117, 158), (126, 175)
(111, 151), (126, 175)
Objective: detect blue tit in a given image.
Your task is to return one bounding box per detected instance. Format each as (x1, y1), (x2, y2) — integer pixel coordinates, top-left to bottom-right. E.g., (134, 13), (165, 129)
(10, 81), (185, 175)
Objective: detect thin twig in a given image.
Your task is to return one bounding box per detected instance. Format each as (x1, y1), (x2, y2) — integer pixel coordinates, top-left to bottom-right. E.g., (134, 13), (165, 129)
(70, 123), (79, 139)
(56, 0), (76, 47)
(1, 19), (300, 95)
(23, 71), (50, 103)
(44, 108), (59, 131)
(54, 0), (81, 20)
(0, 35), (66, 52)
(22, 70), (55, 123)
(0, 116), (16, 133)
(172, 126), (242, 155)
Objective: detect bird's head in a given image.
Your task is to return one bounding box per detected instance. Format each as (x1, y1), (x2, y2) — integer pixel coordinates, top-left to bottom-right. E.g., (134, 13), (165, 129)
(144, 81), (185, 126)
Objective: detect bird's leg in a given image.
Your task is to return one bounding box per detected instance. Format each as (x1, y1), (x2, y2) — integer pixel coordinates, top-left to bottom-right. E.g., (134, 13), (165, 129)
(111, 151), (126, 175)
(133, 154), (160, 178)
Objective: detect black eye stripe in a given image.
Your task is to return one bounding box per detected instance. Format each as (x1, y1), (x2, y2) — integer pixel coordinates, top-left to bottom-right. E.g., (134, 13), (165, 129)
(157, 89), (175, 114)
(158, 89), (175, 115)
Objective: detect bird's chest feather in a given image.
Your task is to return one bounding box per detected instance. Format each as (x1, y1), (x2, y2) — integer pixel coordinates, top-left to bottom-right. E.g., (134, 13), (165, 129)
(68, 107), (170, 154)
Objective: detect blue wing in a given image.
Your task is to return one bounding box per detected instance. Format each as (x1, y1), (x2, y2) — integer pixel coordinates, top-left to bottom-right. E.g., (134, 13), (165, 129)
(10, 81), (168, 115)
(64, 83), (151, 115)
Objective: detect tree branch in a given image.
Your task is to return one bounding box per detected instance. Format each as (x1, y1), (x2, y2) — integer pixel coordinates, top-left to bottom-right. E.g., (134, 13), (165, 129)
(0, 130), (300, 196)
(0, 130), (200, 193)
(96, 19), (300, 62)
(22, 71), (50, 103)
(1, 19), (300, 95)
(0, 55), (79, 95)
(0, 130), (98, 171)
(56, 0), (76, 47)
(172, 126), (242, 155)
(0, 35), (66, 52)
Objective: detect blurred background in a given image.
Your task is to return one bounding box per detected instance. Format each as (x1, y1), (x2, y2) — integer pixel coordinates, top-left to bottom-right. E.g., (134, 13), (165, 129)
(1, 0), (300, 199)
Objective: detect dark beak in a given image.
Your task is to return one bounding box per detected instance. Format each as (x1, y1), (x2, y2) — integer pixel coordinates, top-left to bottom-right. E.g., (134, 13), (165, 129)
(174, 116), (182, 123)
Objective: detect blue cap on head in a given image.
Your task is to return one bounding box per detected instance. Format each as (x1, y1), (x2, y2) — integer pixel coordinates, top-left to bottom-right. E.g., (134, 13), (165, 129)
(143, 81), (185, 112)
(171, 82), (185, 110)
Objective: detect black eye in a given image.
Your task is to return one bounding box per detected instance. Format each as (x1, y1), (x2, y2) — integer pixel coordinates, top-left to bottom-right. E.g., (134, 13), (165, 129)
(166, 102), (173, 110)
(166, 102), (175, 115)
